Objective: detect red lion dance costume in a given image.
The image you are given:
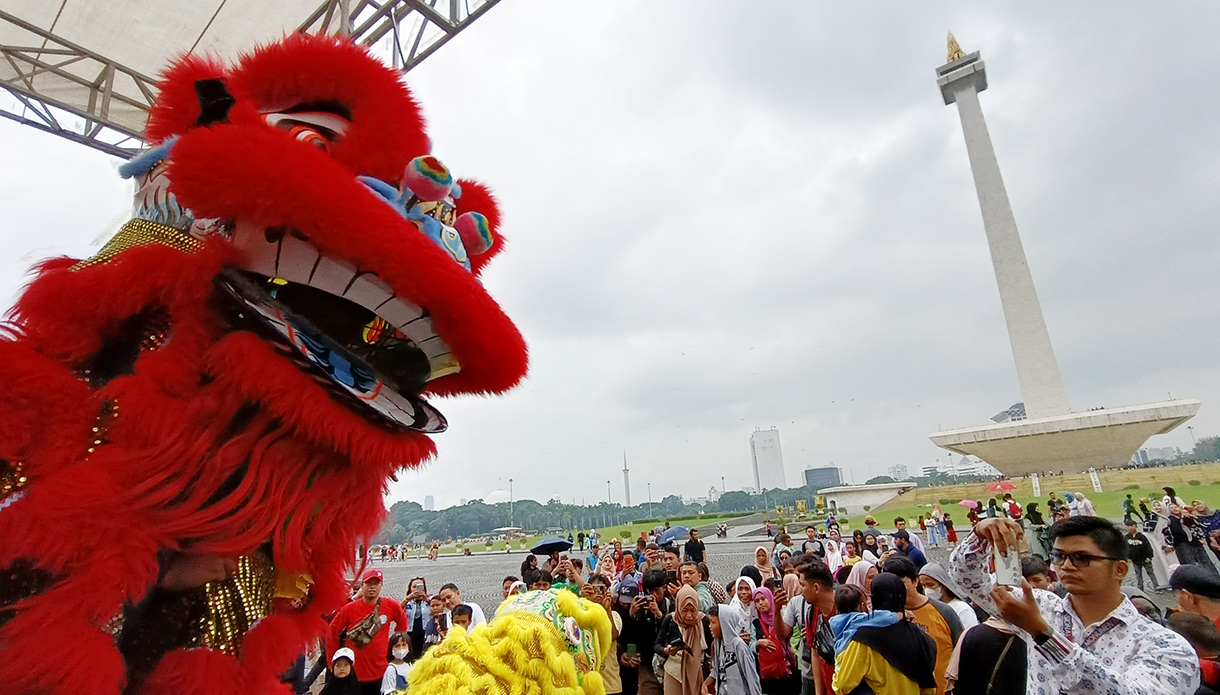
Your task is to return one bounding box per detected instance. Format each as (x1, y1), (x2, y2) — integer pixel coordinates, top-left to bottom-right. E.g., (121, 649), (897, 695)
(0, 35), (527, 695)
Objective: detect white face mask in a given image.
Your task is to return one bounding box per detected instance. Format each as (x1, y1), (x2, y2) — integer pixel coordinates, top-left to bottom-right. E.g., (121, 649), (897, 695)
(924, 587), (943, 602)
(393, 647), (410, 660)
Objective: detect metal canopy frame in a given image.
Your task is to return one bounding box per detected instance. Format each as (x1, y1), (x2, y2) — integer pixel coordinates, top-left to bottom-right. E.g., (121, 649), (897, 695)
(0, 0), (500, 159)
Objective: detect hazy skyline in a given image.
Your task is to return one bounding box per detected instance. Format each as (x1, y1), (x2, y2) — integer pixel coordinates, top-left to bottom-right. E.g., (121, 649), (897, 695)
(2, 4), (1216, 510)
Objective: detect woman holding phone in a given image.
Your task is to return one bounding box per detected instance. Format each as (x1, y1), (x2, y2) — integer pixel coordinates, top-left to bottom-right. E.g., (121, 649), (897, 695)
(655, 586), (712, 695)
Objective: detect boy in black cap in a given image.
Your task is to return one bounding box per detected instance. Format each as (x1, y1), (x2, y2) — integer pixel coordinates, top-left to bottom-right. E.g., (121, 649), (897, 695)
(1125, 519), (1155, 591)
(1172, 565), (1220, 629)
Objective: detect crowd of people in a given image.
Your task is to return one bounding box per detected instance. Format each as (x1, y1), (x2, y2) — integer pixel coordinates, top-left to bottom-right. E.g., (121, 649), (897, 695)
(296, 486), (1220, 695)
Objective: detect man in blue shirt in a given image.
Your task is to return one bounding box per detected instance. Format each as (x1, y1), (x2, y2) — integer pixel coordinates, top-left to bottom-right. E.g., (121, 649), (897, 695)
(893, 530), (927, 569)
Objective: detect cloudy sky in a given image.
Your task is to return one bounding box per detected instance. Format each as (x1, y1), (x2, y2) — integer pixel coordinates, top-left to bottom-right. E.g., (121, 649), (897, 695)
(2, 4), (1216, 510)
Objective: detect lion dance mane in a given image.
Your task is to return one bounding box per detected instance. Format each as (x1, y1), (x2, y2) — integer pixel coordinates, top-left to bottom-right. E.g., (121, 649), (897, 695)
(0, 34), (577, 695)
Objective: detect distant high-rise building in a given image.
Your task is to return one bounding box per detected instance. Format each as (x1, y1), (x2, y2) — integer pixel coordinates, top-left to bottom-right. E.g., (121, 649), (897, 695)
(459, 498), (467, 506)
(708, 486), (722, 502)
(424, 495), (435, 511)
(887, 464), (910, 481)
(750, 428), (786, 492)
(803, 466), (842, 491)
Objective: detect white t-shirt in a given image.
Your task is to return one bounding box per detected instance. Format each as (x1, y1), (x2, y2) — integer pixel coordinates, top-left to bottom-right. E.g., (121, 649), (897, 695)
(947, 597), (979, 630)
(381, 661), (412, 694)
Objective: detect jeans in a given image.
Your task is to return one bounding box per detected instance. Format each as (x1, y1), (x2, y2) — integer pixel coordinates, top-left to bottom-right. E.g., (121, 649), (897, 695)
(1132, 561), (1153, 591)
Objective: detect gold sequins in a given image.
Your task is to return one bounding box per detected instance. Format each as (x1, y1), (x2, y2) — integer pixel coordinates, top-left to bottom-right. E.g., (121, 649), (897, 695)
(71, 219), (205, 271)
(200, 552), (276, 655)
(0, 460), (28, 498)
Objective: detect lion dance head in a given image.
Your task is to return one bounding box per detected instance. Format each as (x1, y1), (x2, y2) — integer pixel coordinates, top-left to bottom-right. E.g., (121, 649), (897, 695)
(0, 34), (528, 695)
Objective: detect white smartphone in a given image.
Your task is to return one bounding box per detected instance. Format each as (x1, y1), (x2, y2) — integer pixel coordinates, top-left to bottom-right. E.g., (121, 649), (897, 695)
(993, 544), (1021, 586)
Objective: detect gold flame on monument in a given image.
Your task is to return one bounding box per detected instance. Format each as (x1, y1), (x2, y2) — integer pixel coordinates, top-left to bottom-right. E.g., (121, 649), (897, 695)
(947, 32), (964, 63)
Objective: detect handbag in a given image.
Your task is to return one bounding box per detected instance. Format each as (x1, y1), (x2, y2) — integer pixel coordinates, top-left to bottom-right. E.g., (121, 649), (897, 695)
(346, 600), (383, 648)
(756, 623), (791, 680)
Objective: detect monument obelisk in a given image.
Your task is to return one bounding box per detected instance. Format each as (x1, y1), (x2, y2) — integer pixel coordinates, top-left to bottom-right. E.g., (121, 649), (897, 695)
(936, 34), (1069, 419)
(928, 35), (1200, 475)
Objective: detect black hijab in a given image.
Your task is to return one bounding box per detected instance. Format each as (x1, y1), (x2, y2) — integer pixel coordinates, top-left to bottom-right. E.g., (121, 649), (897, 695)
(1026, 503), (1045, 526)
(850, 574), (938, 690)
(739, 565), (764, 587)
(319, 663), (361, 695)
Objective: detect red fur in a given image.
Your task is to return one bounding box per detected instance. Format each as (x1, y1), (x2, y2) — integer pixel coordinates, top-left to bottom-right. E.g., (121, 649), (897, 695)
(228, 34), (430, 182)
(0, 34), (525, 695)
(455, 178), (507, 276)
(144, 53), (228, 143)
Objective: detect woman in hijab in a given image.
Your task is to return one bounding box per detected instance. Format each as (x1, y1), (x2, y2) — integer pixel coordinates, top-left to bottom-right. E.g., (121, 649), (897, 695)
(750, 586), (796, 694)
(707, 604), (763, 695)
(1065, 492), (1079, 517)
(656, 586), (711, 695)
(986, 498), (1000, 519)
(844, 561), (877, 612)
(823, 529), (844, 575)
(754, 547), (776, 582)
(730, 576), (759, 623)
(916, 563), (978, 630)
(859, 534), (881, 564)
(929, 503), (946, 549)
(1074, 492), (1097, 517)
(831, 574), (938, 695)
(1147, 500), (1174, 589)
(1025, 502), (1050, 558)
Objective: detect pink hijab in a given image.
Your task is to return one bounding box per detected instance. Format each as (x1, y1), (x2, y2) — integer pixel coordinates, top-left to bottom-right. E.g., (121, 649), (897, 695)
(753, 586), (777, 630)
(845, 560), (875, 611)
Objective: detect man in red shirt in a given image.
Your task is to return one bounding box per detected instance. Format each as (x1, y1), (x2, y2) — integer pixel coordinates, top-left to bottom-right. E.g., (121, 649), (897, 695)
(329, 569), (409, 695)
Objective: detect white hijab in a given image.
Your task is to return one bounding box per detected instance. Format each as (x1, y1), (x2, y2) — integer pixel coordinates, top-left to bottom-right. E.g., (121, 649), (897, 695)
(728, 576), (758, 621)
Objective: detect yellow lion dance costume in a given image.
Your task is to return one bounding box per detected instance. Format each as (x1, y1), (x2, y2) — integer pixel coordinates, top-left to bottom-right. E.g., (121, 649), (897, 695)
(411, 589), (614, 695)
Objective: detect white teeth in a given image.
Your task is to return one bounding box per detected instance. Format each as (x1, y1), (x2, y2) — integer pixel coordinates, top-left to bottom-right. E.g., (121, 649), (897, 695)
(276, 234), (320, 283)
(233, 221), (279, 276)
(399, 316), (435, 346)
(378, 297), (425, 328)
(343, 273), (394, 309)
(308, 254), (358, 296)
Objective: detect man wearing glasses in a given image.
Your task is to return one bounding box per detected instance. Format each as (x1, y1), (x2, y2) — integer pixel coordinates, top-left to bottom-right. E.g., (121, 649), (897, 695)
(950, 515), (1198, 694)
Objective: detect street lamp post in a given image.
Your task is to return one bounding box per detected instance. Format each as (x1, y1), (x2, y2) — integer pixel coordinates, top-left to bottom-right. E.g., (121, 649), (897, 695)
(509, 478), (514, 528)
(1188, 426), (1197, 446)
(607, 480), (612, 504)
(648, 483), (653, 518)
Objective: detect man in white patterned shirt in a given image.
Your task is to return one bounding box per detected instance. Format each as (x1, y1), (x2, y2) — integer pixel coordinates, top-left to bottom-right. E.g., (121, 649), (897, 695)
(950, 515), (1198, 695)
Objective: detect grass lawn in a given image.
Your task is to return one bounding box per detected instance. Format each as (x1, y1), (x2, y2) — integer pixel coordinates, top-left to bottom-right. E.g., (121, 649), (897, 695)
(829, 462), (1220, 531)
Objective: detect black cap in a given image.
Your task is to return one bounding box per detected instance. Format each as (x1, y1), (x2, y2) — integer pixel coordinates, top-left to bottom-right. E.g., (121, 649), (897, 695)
(1170, 565), (1220, 600)
(893, 529), (910, 540)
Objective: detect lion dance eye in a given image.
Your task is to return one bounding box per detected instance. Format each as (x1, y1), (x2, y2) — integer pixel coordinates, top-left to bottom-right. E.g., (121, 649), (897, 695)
(288, 124), (329, 151)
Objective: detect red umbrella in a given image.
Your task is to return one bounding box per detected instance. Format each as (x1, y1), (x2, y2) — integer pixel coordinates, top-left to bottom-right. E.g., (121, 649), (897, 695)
(958, 499), (979, 509)
(986, 481), (1017, 492)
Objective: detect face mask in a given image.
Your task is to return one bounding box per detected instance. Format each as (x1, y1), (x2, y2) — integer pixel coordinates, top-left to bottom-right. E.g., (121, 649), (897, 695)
(924, 587), (943, 602)
(393, 647), (410, 660)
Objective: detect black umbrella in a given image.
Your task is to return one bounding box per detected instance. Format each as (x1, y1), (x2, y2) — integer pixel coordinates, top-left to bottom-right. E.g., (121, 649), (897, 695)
(531, 536), (573, 555)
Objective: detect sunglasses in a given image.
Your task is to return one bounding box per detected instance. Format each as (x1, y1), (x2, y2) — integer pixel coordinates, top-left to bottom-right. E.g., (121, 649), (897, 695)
(1049, 550), (1123, 568)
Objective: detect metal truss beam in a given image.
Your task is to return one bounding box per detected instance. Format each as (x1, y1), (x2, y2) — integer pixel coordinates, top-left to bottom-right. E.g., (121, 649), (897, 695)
(0, 0), (500, 159)
(0, 9), (153, 159)
(300, 0), (501, 72)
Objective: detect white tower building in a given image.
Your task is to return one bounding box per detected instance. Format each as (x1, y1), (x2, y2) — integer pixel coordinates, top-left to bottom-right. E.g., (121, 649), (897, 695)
(929, 36), (1198, 475)
(750, 428), (786, 491)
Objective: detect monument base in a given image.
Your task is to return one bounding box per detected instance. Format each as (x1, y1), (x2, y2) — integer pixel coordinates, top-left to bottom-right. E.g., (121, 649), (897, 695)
(929, 400), (1201, 476)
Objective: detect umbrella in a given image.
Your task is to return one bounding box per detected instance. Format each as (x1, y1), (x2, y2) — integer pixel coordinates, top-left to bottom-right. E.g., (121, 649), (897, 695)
(986, 481), (1017, 492)
(958, 499), (979, 509)
(657, 525), (691, 546)
(530, 536), (573, 555)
